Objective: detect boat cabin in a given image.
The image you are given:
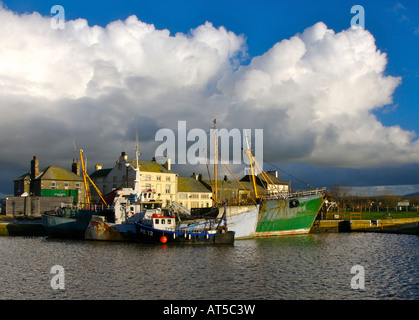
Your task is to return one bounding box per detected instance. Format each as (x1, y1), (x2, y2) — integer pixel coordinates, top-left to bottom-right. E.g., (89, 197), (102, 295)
(151, 213), (176, 231)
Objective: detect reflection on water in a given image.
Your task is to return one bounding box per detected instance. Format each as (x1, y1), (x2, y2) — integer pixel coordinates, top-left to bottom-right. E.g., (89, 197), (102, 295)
(0, 233), (417, 300)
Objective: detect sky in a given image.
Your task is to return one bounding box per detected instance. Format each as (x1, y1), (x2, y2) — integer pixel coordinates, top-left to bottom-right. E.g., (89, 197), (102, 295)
(0, 0), (418, 197)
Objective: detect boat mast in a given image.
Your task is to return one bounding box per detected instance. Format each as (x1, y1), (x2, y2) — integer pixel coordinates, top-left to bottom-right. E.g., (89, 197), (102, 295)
(78, 149), (108, 207)
(213, 119), (218, 206)
(79, 149), (91, 207)
(134, 131), (142, 201)
(244, 133), (259, 200)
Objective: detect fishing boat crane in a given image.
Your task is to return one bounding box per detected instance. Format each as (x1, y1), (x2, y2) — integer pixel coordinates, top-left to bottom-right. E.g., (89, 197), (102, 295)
(78, 149), (108, 208)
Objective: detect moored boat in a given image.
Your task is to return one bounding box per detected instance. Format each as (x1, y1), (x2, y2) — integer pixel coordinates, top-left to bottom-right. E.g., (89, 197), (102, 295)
(134, 210), (234, 244)
(255, 190), (325, 236)
(41, 206), (112, 238)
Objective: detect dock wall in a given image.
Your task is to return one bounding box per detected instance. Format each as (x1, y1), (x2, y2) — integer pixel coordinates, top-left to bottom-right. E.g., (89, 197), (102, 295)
(311, 217), (419, 235)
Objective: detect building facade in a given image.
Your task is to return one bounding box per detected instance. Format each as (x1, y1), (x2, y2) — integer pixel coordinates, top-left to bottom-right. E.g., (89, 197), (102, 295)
(14, 156), (87, 204)
(177, 174), (213, 210)
(90, 152), (178, 208)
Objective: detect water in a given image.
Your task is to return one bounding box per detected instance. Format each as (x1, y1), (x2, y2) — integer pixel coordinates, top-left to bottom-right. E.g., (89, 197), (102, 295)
(0, 233), (417, 300)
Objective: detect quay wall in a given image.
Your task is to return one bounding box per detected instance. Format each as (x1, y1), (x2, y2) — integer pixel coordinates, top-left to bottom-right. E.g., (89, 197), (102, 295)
(311, 217), (419, 235)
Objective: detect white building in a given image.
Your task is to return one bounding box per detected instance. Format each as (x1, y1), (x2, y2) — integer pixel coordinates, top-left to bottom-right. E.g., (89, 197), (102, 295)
(90, 152), (178, 208)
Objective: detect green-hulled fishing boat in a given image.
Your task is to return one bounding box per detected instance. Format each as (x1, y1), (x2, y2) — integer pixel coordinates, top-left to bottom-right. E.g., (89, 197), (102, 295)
(244, 138), (325, 237)
(255, 191), (325, 236)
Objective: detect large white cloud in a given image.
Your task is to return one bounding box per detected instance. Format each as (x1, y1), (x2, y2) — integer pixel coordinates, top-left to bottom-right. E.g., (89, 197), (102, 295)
(0, 5), (417, 175)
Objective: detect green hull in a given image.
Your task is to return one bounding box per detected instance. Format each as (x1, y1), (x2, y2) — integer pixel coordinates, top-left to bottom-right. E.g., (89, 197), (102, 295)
(256, 193), (325, 236)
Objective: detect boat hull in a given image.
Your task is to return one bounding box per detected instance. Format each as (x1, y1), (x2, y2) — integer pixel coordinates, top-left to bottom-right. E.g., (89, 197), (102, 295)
(41, 210), (97, 238)
(255, 193), (325, 237)
(219, 205), (259, 239)
(135, 223), (234, 244)
(84, 215), (136, 241)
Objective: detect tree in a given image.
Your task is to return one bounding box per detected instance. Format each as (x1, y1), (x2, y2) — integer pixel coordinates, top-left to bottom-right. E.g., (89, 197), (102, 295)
(328, 184), (352, 211)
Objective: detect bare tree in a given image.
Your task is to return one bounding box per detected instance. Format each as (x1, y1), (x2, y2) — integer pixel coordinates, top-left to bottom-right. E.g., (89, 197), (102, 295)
(328, 184), (352, 211)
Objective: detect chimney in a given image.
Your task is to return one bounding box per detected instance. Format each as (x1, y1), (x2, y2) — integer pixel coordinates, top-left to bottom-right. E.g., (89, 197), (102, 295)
(167, 157), (171, 171)
(30, 155), (39, 180)
(72, 159), (80, 176)
(121, 151), (128, 161)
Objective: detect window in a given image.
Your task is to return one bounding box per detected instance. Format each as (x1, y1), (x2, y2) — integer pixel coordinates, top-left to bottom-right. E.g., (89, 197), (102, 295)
(166, 185), (170, 194)
(166, 177), (170, 182)
(145, 175), (151, 181)
(161, 219), (165, 224)
(232, 191), (236, 198)
(64, 182), (69, 189)
(190, 194), (199, 199)
(157, 176), (161, 181)
(75, 183), (80, 189)
(155, 219), (159, 224)
(167, 219), (172, 224)
(51, 182), (56, 189)
(201, 194), (209, 199)
(179, 194), (187, 199)
(113, 176), (117, 182)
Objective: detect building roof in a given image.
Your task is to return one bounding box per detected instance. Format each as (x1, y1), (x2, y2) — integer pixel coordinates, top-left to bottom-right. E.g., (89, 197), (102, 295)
(14, 166), (83, 182)
(36, 166), (83, 181)
(240, 173), (288, 186)
(202, 178), (265, 193)
(89, 168), (112, 179)
(134, 159), (171, 173)
(178, 177), (212, 193)
(14, 172), (30, 182)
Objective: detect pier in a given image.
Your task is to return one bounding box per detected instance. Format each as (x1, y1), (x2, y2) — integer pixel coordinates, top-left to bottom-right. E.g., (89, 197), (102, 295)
(0, 217), (46, 236)
(311, 217), (419, 235)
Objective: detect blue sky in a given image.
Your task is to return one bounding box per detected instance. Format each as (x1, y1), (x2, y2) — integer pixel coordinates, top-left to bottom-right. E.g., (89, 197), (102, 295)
(0, 0), (419, 196)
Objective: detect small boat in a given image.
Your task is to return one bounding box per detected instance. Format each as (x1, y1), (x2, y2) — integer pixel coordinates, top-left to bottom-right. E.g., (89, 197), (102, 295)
(134, 210), (234, 244)
(41, 206), (113, 239)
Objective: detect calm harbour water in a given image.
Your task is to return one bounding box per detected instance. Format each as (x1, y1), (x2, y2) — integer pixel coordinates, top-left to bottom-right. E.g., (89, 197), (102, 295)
(0, 233), (417, 300)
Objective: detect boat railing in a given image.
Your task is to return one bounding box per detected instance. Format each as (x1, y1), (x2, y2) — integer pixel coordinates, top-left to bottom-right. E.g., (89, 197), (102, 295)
(57, 203), (114, 212)
(260, 187), (326, 201)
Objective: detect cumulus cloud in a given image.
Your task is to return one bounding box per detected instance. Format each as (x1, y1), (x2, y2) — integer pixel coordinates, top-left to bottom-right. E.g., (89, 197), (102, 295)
(0, 5), (418, 179)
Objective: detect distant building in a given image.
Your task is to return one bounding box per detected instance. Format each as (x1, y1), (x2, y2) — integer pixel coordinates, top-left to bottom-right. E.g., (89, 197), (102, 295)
(13, 155), (87, 204)
(397, 199), (410, 211)
(203, 175), (266, 205)
(90, 152), (178, 207)
(240, 170), (290, 197)
(177, 174), (213, 210)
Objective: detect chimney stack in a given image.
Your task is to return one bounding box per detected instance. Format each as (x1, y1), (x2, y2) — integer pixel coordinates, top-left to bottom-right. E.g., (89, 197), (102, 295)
(72, 159), (80, 176)
(30, 155), (39, 180)
(167, 157), (171, 171)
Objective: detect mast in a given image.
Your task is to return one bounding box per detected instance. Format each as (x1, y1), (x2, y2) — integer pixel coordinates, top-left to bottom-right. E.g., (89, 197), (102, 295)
(244, 133), (259, 200)
(78, 149), (107, 206)
(79, 149), (91, 207)
(213, 119), (218, 206)
(133, 131), (142, 201)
